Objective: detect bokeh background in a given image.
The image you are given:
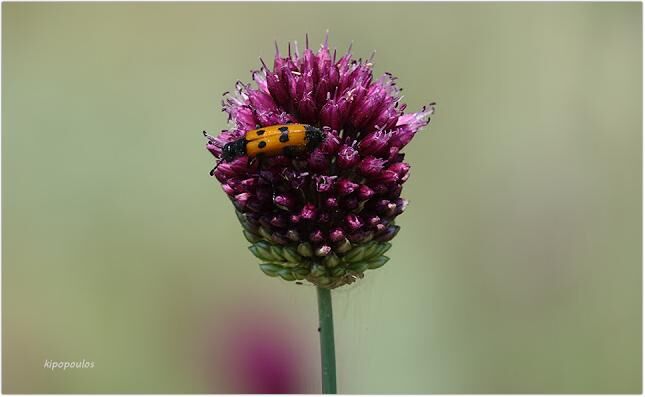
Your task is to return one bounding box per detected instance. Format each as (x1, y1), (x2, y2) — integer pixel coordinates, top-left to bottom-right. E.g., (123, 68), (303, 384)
(3, 2), (641, 393)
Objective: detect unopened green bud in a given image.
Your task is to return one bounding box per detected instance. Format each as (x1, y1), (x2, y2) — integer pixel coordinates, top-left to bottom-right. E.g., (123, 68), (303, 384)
(259, 263), (282, 277)
(278, 269), (296, 281)
(315, 245), (333, 257)
(361, 241), (380, 260)
(372, 242), (392, 259)
(322, 253), (340, 268)
(310, 263), (327, 277)
(294, 266), (310, 276)
(330, 267), (345, 277)
(258, 226), (273, 241)
(347, 261), (370, 273)
(367, 255), (390, 269)
(281, 246), (302, 264)
(341, 245), (366, 263)
(249, 241), (281, 262)
(358, 231), (375, 244)
(297, 242), (313, 257)
(243, 230), (262, 243)
(334, 238), (352, 254)
(269, 245), (285, 261)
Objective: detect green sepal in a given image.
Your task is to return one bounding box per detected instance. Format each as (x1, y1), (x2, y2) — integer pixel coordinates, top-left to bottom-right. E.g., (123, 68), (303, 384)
(242, 230), (262, 243)
(294, 266), (310, 276)
(281, 246), (303, 264)
(330, 267), (345, 277)
(310, 263), (327, 277)
(347, 261), (370, 273)
(278, 268), (296, 281)
(236, 211), (258, 233)
(269, 245), (286, 261)
(249, 241), (281, 262)
(258, 226), (273, 241)
(359, 241), (379, 260)
(341, 244), (367, 263)
(371, 242), (392, 259)
(317, 276), (331, 286)
(367, 255), (390, 269)
(259, 263), (282, 277)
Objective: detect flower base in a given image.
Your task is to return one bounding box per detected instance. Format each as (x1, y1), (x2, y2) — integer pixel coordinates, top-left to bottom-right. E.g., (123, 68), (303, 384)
(239, 210), (392, 289)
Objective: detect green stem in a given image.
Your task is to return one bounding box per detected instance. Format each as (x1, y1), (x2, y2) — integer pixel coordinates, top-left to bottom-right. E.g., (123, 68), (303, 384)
(317, 286), (337, 394)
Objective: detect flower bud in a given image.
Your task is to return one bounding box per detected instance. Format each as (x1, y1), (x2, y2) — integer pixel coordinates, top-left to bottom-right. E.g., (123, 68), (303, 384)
(366, 214), (381, 226)
(388, 162), (411, 182)
(375, 225), (400, 242)
(329, 227), (345, 242)
(286, 229), (300, 241)
(357, 185), (375, 201)
(325, 197), (339, 208)
(318, 211), (332, 224)
(388, 146), (403, 162)
(274, 194), (296, 211)
(342, 196), (359, 211)
(371, 183), (389, 195)
(315, 175), (336, 193)
(384, 202), (397, 217)
(270, 214), (287, 228)
(395, 198), (408, 215)
(319, 130), (340, 154)
(300, 203), (317, 221)
(234, 192), (251, 209)
(270, 232), (288, 245)
(348, 230), (373, 243)
(308, 148), (329, 172)
(222, 183), (236, 196)
(310, 229), (324, 243)
(345, 214), (364, 231)
(281, 169), (308, 190)
(239, 178), (257, 190)
(336, 144), (360, 169)
(374, 170), (399, 185)
(206, 142), (219, 157)
(358, 130), (391, 156)
(359, 156), (386, 177)
(389, 184), (403, 198)
(334, 238), (352, 254)
(337, 178), (358, 196)
(315, 245), (332, 257)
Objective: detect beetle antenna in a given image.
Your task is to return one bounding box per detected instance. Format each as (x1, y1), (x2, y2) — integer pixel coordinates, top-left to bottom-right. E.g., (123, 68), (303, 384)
(210, 158), (224, 175)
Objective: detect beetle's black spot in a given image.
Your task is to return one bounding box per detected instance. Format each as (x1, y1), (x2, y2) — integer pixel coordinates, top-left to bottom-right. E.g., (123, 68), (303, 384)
(278, 126), (289, 132)
(256, 129), (265, 136)
(258, 141), (267, 149)
(279, 133), (289, 143)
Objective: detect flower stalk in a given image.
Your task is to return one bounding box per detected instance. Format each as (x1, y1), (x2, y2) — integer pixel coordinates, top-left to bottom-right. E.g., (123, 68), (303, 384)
(317, 286), (337, 394)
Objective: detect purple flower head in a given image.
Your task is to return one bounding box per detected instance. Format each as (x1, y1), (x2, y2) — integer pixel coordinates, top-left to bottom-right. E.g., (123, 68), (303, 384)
(205, 34), (435, 288)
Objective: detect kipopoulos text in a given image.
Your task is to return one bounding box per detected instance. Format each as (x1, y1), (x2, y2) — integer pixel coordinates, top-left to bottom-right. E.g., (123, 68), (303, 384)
(43, 359), (95, 370)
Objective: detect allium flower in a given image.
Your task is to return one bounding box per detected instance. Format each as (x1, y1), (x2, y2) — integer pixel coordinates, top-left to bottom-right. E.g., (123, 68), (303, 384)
(205, 34), (435, 289)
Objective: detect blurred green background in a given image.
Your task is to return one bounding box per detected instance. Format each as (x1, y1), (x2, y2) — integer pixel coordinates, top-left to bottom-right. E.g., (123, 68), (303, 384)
(3, 2), (641, 393)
